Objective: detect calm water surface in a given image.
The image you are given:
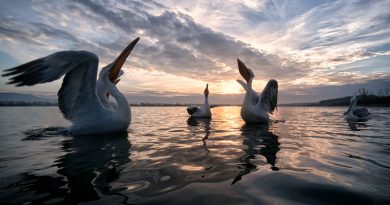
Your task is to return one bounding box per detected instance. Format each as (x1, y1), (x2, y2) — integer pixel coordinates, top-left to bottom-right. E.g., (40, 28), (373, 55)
(0, 106), (389, 205)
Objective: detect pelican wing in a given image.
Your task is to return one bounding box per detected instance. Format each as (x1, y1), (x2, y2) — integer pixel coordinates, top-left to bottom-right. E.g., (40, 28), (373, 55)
(2, 51), (103, 123)
(187, 105), (199, 115)
(260, 79), (278, 113)
(353, 108), (371, 118)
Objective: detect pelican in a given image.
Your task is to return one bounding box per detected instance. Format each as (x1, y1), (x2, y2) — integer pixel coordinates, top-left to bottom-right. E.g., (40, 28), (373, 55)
(2, 37), (140, 136)
(236, 59), (278, 124)
(344, 94), (371, 121)
(187, 84), (211, 118)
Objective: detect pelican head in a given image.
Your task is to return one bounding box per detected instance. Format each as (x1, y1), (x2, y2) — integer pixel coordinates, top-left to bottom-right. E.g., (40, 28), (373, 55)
(98, 37), (140, 100)
(349, 94), (357, 111)
(204, 84), (209, 97)
(237, 58), (253, 82)
(99, 37), (140, 83)
(350, 94), (357, 104)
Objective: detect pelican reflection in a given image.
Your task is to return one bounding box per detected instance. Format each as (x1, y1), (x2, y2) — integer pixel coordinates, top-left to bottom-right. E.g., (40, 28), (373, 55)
(187, 117), (211, 154)
(232, 124), (280, 185)
(347, 121), (368, 131)
(56, 133), (131, 202)
(5, 133), (132, 204)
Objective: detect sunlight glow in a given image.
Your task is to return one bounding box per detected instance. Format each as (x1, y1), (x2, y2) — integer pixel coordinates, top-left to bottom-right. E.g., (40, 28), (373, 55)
(180, 165), (205, 171)
(215, 80), (243, 94)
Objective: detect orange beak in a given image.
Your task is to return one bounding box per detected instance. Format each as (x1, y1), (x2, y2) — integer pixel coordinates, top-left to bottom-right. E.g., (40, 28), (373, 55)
(109, 37), (140, 82)
(237, 58), (250, 82)
(204, 84), (209, 97)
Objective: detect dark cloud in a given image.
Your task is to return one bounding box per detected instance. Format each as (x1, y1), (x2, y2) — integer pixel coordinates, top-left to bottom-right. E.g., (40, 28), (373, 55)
(0, 0), (309, 82)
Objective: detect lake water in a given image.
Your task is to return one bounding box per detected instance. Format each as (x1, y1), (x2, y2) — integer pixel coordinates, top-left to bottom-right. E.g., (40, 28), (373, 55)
(0, 106), (389, 205)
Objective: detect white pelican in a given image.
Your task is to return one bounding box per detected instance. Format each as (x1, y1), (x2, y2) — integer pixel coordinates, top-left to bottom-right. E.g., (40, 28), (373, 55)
(187, 84), (211, 118)
(2, 37), (140, 136)
(344, 94), (371, 121)
(236, 59), (278, 124)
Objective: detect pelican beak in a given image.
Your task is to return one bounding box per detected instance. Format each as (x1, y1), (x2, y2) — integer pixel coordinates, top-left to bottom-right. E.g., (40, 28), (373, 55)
(237, 58), (250, 82)
(204, 84), (209, 97)
(109, 37), (140, 82)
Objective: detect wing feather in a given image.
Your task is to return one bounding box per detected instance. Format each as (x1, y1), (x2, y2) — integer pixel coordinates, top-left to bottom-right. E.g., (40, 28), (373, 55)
(2, 51), (103, 124)
(353, 108), (371, 118)
(187, 105), (200, 115)
(260, 79), (278, 113)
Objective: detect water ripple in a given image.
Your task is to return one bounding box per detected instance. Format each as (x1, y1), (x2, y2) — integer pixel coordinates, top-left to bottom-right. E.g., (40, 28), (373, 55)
(0, 106), (389, 204)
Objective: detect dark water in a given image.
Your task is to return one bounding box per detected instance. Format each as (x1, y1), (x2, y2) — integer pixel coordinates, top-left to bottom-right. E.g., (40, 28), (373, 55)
(0, 106), (389, 205)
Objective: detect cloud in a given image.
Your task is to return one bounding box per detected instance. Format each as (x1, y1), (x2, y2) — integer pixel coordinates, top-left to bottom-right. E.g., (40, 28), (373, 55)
(0, 0), (389, 103)
(273, 1), (390, 64)
(0, 0), (314, 95)
(74, 0), (310, 81)
(153, 0), (390, 86)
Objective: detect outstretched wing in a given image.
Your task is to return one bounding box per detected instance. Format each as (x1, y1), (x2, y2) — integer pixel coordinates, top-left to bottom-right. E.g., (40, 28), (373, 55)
(260, 79), (278, 113)
(2, 51), (103, 124)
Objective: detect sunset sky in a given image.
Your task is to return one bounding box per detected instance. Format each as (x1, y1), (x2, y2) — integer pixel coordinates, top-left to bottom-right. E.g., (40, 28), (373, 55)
(0, 0), (389, 103)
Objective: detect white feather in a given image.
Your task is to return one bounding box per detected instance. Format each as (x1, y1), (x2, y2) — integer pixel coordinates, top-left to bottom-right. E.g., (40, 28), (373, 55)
(237, 68), (278, 124)
(187, 84), (211, 118)
(3, 51), (131, 135)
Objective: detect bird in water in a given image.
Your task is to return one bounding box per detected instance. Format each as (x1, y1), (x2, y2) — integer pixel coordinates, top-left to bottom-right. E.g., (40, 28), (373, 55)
(2, 37), (140, 136)
(236, 59), (278, 124)
(187, 84), (211, 118)
(344, 94), (371, 121)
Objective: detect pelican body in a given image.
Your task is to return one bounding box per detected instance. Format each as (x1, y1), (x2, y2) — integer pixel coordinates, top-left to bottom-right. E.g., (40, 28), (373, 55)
(344, 95), (371, 121)
(187, 84), (211, 118)
(2, 38), (140, 136)
(236, 59), (278, 124)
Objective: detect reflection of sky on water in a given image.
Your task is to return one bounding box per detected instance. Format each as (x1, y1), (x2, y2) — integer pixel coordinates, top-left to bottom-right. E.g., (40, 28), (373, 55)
(0, 106), (389, 204)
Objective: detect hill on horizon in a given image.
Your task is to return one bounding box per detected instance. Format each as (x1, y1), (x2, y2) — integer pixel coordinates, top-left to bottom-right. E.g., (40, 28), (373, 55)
(1, 92), (389, 106)
(0, 92), (56, 103)
(318, 95), (390, 106)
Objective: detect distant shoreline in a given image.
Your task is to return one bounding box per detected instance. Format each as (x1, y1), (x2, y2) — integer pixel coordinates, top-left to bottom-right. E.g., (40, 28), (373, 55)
(1, 94), (389, 107)
(1, 104), (389, 107)
(0, 103), (237, 107)
(278, 104), (390, 107)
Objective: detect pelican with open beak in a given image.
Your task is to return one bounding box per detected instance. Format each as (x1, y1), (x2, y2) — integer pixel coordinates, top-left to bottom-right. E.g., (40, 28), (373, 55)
(236, 59), (278, 124)
(187, 84), (212, 118)
(3, 37), (140, 135)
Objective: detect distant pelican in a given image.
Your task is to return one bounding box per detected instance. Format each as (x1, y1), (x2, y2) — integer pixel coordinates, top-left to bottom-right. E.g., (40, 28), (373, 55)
(236, 59), (278, 124)
(344, 94), (371, 121)
(2, 37), (140, 135)
(187, 84), (211, 118)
